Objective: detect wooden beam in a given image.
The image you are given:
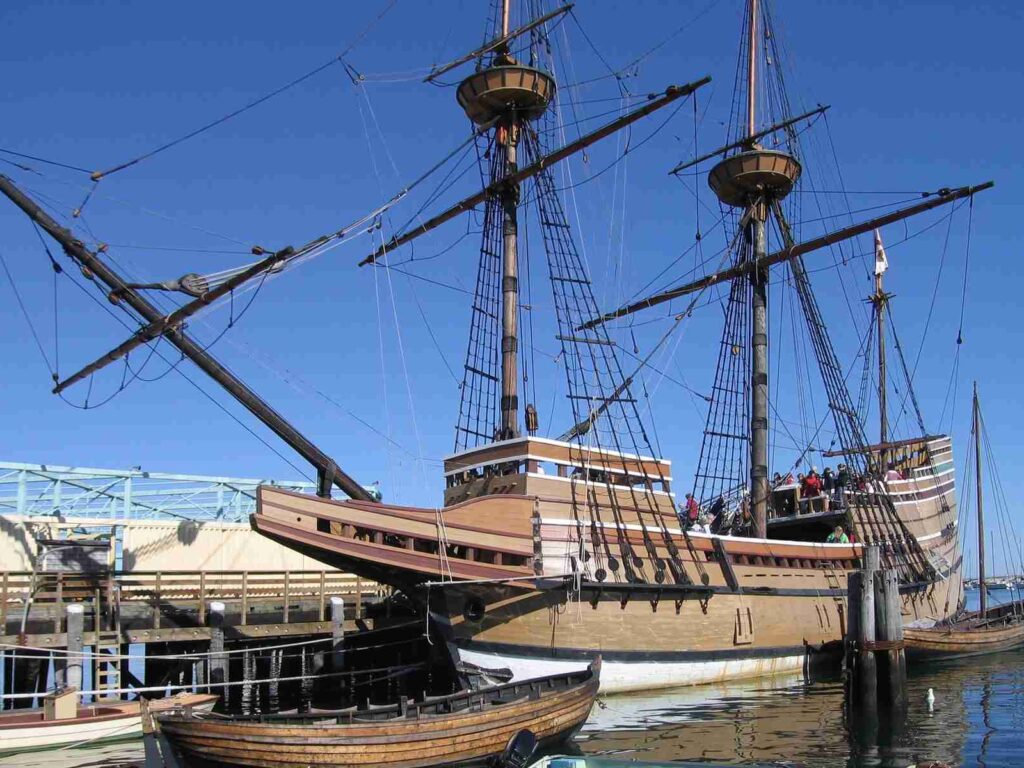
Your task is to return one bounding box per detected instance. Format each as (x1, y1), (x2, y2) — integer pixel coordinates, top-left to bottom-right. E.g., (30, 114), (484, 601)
(821, 434), (944, 458)
(360, 76), (712, 266)
(668, 105), (829, 175)
(424, 4), (574, 82)
(580, 182), (994, 329)
(0, 174), (373, 502)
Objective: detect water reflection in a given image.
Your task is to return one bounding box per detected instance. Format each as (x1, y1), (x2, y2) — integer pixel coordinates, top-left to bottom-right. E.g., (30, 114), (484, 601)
(577, 649), (1024, 767)
(0, 740), (142, 768)
(5, 591), (1021, 768)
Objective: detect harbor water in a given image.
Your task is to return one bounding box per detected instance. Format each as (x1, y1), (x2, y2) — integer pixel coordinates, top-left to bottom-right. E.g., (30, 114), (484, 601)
(3, 590), (1020, 768)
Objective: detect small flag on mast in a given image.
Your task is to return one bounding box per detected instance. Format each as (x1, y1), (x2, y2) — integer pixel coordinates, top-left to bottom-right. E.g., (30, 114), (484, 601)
(874, 229), (889, 276)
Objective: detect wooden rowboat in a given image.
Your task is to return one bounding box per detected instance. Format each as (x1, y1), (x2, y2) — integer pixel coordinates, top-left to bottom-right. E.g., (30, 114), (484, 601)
(905, 600), (1024, 661)
(0, 692), (218, 756)
(158, 659), (601, 768)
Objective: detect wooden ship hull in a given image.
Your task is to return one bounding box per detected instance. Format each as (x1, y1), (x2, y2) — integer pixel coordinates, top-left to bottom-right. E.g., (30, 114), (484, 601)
(905, 600), (1024, 661)
(0, 692), (217, 756)
(253, 435), (961, 694)
(157, 661), (599, 768)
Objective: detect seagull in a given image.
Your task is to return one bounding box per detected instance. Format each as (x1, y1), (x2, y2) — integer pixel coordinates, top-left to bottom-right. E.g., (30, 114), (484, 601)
(926, 688), (935, 711)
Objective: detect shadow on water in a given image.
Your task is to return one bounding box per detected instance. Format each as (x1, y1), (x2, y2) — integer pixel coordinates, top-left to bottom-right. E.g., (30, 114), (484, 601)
(575, 649), (1024, 767)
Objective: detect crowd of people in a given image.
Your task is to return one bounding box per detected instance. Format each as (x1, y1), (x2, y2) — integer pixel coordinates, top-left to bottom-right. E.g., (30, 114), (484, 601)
(677, 462), (871, 543)
(773, 464), (850, 506)
(680, 491), (754, 537)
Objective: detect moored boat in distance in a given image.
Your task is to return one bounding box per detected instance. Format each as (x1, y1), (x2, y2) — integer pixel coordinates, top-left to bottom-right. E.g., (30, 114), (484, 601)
(157, 660), (600, 768)
(904, 384), (1024, 661)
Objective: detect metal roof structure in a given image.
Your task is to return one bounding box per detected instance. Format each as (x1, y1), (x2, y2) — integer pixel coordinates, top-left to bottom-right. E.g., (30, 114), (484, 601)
(0, 461), (315, 522)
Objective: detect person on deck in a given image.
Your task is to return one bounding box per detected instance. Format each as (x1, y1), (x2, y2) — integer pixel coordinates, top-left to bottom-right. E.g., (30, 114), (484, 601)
(733, 506), (754, 537)
(835, 463), (850, 507)
(693, 514), (711, 534)
(708, 495), (726, 532)
(800, 468), (822, 513)
(885, 462), (903, 481)
(822, 467), (835, 496)
(682, 493), (700, 527)
(826, 525), (849, 544)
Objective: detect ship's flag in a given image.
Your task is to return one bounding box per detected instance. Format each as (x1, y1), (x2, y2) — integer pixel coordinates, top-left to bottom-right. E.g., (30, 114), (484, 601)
(874, 229), (889, 276)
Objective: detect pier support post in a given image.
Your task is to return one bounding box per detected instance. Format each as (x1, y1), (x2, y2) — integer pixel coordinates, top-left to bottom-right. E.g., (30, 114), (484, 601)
(66, 603), (84, 693)
(207, 601), (227, 701)
(876, 568), (906, 711)
(330, 596), (346, 673)
(857, 546), (879, 707)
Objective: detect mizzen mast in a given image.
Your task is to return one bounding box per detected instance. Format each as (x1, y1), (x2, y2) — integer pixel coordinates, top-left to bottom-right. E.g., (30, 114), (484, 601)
(975, 381), (986, 617)
(706, 0), (800, 537)
(871, 231), (892, 468)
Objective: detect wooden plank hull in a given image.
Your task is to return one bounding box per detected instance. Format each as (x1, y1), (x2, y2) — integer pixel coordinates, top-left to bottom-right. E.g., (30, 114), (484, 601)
(0, 693), (217, 756)
(252, 436), (961, 693)
(158, 663), (599, 768)
(906, 602), (1024, 660)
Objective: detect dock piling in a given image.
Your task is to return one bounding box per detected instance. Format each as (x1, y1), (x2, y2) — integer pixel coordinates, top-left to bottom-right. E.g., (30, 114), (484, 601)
(66, 603), (84, 692)
(331, 596), (346, 673)
(207, 600), (228, 700)
(876, 568), (907, 711)
(846, 543), (907, 746)
(855, 545), (879, 706)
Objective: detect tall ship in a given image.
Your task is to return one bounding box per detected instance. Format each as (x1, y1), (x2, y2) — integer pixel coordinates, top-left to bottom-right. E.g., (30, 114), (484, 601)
(250, 0), (979, 691)
(0, 0), (989, 693)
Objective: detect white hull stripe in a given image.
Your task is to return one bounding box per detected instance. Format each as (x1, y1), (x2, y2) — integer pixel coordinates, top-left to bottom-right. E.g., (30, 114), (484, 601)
(455, 648), (809, 694)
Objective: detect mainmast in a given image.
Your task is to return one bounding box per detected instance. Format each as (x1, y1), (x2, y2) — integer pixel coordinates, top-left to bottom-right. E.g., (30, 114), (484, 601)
(707, 0), (800, 536)
(746, 0), (758, 137)
(975, 381), (986, 616)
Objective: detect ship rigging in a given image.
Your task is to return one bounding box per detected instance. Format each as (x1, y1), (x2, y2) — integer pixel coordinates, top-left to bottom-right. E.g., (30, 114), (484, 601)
(0, 0), (996, 693)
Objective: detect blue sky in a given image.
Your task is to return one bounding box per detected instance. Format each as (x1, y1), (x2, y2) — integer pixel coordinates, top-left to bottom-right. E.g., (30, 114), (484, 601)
(1, 1), (1020, 571)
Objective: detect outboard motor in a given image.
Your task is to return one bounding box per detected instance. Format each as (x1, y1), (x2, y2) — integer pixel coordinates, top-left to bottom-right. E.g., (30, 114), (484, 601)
(493, 729), (537, 768)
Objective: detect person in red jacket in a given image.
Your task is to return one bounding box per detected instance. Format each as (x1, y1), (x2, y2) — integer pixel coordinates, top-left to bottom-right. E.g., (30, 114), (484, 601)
(800, 468), (823, 513)
(802, 468), (823, 497)
(682, 493), (700, 526)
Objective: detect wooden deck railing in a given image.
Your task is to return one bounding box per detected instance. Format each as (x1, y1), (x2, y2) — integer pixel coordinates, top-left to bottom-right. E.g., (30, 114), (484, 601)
(0, 570), (384, 633)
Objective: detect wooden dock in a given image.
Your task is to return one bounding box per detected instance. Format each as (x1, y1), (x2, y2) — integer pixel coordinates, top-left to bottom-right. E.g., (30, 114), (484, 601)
(1, 569), (384, 648)
(0, 568), (400, 710)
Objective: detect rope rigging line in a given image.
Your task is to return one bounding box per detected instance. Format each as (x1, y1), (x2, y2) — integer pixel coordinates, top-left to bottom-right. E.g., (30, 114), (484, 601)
(23, 230), (315, 477)
(562, 0), (725, 91)
(86, 0), (400, 183)
(939, 198), (975, 434)
(0, 147), (92, 175)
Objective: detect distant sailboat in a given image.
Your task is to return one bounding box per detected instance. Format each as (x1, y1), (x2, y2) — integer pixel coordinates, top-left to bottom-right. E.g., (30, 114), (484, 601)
(905, 384), (1024, 660)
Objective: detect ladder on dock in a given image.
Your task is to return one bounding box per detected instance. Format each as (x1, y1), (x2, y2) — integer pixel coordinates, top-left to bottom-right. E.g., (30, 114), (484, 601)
(91, 584), (123, 701)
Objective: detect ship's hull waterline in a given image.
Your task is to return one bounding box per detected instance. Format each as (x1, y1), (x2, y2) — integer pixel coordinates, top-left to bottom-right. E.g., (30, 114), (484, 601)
(253, 436), (961, 694)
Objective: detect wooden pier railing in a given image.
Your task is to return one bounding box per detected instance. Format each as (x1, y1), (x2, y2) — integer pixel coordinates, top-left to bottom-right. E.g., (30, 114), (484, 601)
(0, 570), (385, 646)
